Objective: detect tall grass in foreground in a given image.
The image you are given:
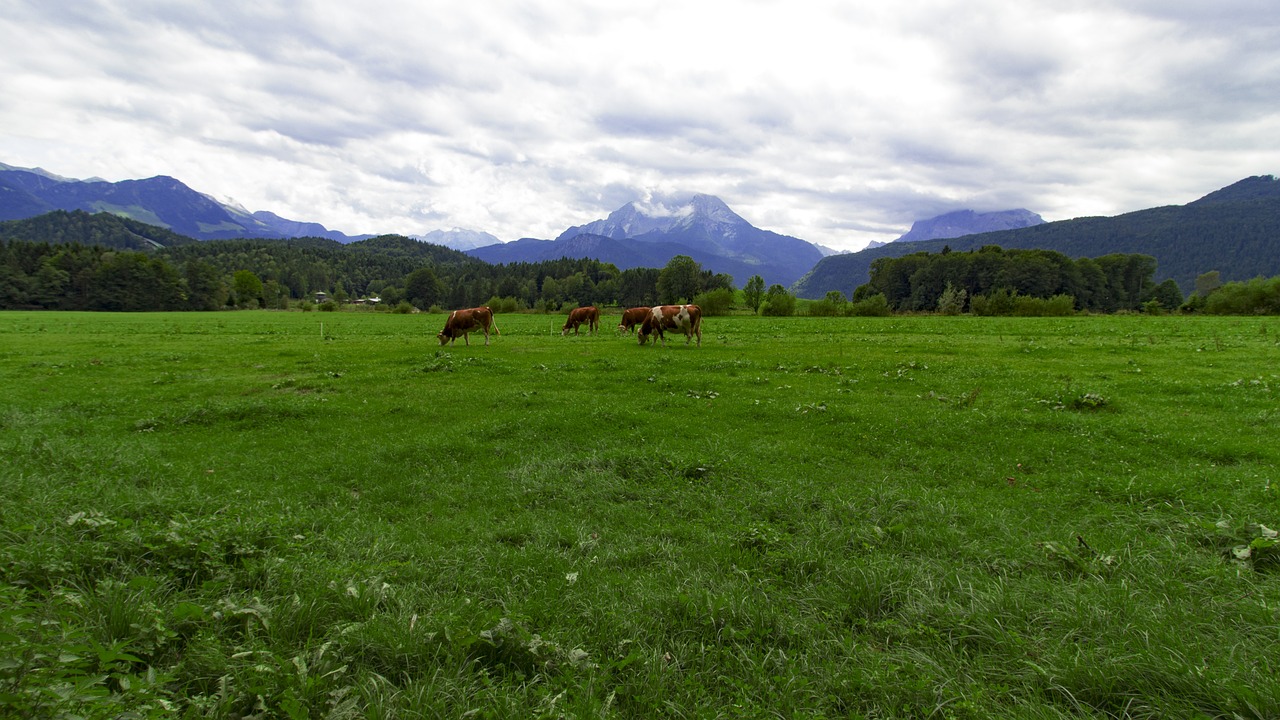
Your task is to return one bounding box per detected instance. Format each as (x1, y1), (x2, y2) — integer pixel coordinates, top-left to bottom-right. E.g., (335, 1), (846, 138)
(1, 310), (1277, 718)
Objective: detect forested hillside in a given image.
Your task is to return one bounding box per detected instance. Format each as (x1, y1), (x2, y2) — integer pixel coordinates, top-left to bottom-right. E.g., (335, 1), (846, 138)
(0, 212), (725, 311)
(157, 235), (482, 302)
(0, 209), (198, 251)
(794, 176), (1280, 298)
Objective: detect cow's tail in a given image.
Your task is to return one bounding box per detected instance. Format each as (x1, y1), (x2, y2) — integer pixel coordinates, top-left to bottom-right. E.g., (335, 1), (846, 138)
(491, 314), (501, 336)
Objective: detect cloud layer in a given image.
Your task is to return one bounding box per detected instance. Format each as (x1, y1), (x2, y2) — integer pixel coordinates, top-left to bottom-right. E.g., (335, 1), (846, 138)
(3, 0), (1278, 249)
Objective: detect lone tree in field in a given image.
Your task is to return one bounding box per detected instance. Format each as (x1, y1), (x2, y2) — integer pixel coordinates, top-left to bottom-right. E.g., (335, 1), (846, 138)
(744, 274), (765, 314)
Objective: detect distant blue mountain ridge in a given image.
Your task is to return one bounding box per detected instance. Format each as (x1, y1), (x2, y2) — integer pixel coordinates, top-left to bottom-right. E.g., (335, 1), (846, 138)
(29, 160), (1244, 298)
(894, 209), (1044, 242)
(0, 163), (369, 242)
(792, 175), (1280, 298)
(0, 164), (824, 286)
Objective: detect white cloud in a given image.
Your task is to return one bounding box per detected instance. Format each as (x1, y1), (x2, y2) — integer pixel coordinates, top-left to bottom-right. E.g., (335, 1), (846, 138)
(2, 0), (1278, 250)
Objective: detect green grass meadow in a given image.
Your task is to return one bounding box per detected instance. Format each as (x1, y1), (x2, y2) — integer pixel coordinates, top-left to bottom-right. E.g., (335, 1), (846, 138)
(2, 310), (1278, 718)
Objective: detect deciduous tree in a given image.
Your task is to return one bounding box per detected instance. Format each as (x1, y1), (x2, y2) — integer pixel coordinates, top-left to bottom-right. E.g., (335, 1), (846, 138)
(743, 274), (765, 314)
(405, 266), (443, 309)
(232, 269), (265, 308)
(657, 255), (703, 304)
(761, 284), (796, 316)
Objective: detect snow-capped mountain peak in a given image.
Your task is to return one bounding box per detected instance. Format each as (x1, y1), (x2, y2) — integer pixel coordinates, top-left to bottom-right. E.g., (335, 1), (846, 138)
(559, 192), (750, 242)
(538, 192), (824, 287)
(413, 228), (502, 251)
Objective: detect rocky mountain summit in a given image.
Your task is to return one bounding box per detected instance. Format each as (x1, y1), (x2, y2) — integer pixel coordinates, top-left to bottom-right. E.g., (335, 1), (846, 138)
(895, 209), (1045, 243)
(473, 193), (824, 287)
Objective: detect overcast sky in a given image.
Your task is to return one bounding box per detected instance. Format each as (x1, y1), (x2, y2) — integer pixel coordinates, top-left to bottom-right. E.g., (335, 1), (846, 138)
(2, 1), (1278, 250)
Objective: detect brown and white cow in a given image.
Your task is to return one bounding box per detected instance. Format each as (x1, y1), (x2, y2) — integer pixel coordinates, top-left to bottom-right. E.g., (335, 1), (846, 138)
(562, 306), (600, 336)
(638, 304), (702, 347)
(437, 306), (500, 346)
(617, 306), (652, 334)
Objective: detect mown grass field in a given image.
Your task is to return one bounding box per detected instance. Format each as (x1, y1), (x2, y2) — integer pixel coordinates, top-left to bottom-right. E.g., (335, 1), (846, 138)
(1, 309), (1278, 719)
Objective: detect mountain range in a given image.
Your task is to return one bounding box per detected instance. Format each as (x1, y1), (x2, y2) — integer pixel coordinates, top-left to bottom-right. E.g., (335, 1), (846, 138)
(0, 164), (826, 286)
(412, 228), (501, 251)
(792, 176), (1280, 298)
(468, 193), (825, 287)
(0, 163), (369, 243)
(5, 161), (1278, 300)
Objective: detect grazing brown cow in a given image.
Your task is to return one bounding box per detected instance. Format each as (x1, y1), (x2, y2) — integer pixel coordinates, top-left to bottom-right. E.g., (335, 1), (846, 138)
(562, 306), (600, 336)
(437, 306), (500, 346)
(638, 304), (703, 347)
(618, 306), (651, 334)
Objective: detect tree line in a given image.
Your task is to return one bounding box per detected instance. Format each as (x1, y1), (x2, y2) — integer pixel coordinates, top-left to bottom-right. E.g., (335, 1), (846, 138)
(5, 210), (1278, 315)
(0, 231), (735, 312)
(851, 245), (1185, 313)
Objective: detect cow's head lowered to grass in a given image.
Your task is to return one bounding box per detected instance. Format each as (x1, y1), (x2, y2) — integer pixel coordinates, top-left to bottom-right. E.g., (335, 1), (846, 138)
(638, 304), (702, 347)
(437, 306), (499, 346)
(562, 306), (600, 336)
(618, 306), (651, 334)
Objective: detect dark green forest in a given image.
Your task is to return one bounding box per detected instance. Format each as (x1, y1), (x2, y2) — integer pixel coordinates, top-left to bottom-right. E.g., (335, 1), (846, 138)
(0, 211), (730, 312)
(0, 208), (199, 252)
(853, 246), (1183, 313)
(6, 208), (1279, 314)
